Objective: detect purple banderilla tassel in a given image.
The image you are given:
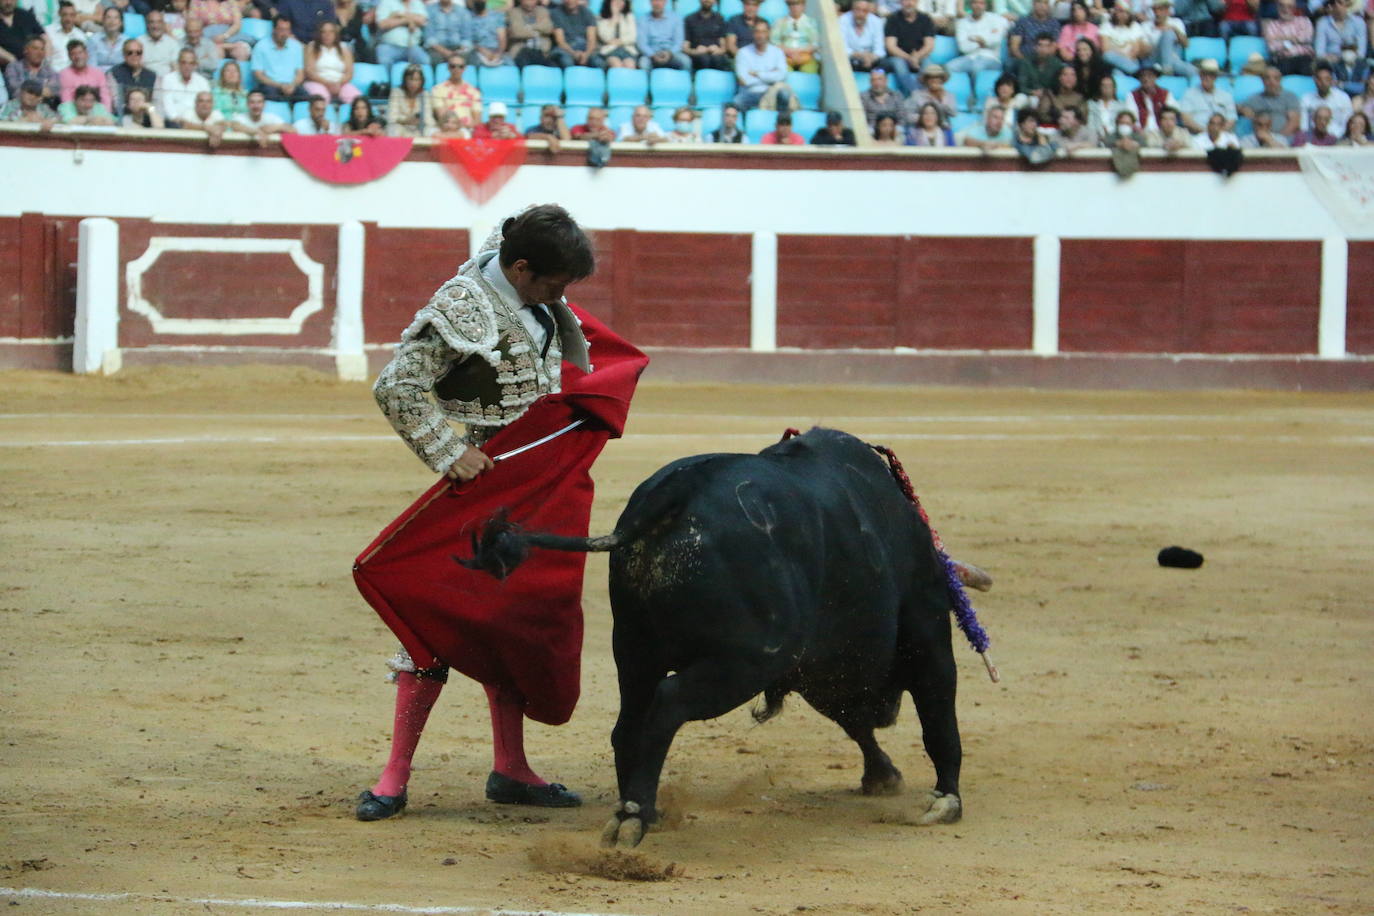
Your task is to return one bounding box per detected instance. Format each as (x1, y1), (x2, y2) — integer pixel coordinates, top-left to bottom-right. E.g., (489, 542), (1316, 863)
(940, 551), (990, 654)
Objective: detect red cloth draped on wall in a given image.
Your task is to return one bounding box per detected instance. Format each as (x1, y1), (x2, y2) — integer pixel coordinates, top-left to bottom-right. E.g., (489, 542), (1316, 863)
(353, 308), (649, 725)
(280, 135), (414, 184)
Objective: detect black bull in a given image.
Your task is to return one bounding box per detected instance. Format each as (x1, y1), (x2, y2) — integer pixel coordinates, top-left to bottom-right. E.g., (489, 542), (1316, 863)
(465, 427), (974, 847)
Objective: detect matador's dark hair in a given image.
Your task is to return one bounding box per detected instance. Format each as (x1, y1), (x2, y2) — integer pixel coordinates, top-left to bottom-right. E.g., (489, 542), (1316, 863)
(499, 204), (596, 281)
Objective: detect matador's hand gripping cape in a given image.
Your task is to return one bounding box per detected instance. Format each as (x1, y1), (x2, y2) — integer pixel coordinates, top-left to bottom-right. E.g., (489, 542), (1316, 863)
(353, 307), (649, 725)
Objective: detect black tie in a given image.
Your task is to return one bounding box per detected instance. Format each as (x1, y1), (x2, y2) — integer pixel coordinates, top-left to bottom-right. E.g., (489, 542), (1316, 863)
(529, 304), (555, 359)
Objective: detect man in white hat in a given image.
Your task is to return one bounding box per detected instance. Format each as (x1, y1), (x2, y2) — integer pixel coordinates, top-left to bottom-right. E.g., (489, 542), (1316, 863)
(1179, 57), (1235, 132)
(473, 99), (521, 138)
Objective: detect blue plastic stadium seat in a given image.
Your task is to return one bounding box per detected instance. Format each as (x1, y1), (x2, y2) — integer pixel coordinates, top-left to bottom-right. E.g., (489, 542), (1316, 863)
(853, 69), (872, 94)
(1185, 36), (1226, 64)
(1231, 74), (1263, 102)
(973, 68), (1000, 106)
(607, 67), (648, 106)
(650, 67), (691, 107)
(1233, 115), (1253, 136)
(694, 68), (735, 107)
(718, 0), (743, 16)
(563, 104), (590, 128)
(744, 107), (776, 142)
(607, 104), (637, 131)
(630, 0), (652, 15)
(946, 70), (971, 111)
(699, 104), (723, 135)
(1227, 35), (1266, 73)
(350, 61), (387, 91)
(123, 12), (145, 38)
(433, 63), (479, 85)
(791, 108), (825, 138)
(929, 34), (958, 66)
(563, 66), (605, 105)
(652, 105), (677, 130)
(758, 0), (787, 21)
(265, 100), (292, 123)
(949, 111), (979, 134)
(518, 104), (547, 130)
(1158, 75), (1188, 98)
(1281, 74), (1314, 97)
(1115, 73), (1139, 99)
(238, 17), (271, 43)
(390, 61), (434, 88)
(478, 65), (521, 104)
(786, 70), (821, 109)
(521, 64), (563, 105)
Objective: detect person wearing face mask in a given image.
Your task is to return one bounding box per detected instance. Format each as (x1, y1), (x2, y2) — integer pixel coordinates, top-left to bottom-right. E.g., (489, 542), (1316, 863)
(666, 104), (700, 140)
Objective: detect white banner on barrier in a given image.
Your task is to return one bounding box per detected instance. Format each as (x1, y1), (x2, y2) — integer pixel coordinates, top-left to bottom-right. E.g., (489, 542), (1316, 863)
(1298, 149), (1374, 237)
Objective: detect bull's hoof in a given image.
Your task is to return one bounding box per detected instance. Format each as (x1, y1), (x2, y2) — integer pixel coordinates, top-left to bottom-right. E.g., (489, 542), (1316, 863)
(861, 772), (904, 796)
(599, 801), (648, 849)
(914, 790), (962, 825)
(613, 816), (646, 848)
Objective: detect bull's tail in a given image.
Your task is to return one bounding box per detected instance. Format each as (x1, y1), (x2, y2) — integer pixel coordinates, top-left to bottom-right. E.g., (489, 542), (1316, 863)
(457, 510), (623, 580)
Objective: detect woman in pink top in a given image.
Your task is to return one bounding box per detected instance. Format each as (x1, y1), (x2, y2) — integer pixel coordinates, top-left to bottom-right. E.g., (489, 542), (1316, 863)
(188, 0), (253, 59)
(1057, 2), (1099, 62)
(303, 21), (361, 104)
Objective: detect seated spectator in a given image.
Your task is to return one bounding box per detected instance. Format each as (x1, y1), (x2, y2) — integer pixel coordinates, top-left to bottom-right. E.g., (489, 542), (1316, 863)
(1099, 1), (1147, 74)
(506, 0), (553, 66)
(902, 61), (956, 126)
(1292, 103), (1338, 144)
(525, 101), (570, 148)
(860, 66), (899, 129)
(0, 77), (56, 123)
(949, 0), (1006, 76)
(637, 0), (687, 70)
(1056, 1), (1097, 62)
(343, 94), (384, 133)
(840, 0), (885, 72)
(229, 87), (289, 142)
(178, 87), (226, 144)
(373, 0), (427, 70)
(430, 49), (480, 129)
(984, 70), (1031, 121)
(772, 0), (818, 73)
(1012, 106), (1058, 159)
(119, 84), (164, 125)
(906, 100), (953, 143)
(1316, 0), (1366, 93)
(760, 107), (802, 143)
(1038, 63), (1085, 124)
(1086, 71), (1128, 138)
(1195, 110), (1240, 147)
(164, 0), (188, 38)
(811, 109), (855, 144)
(183, 18), (222, 76)
(1128, 63), (1177, 131)
(433, 107), (467, 136)
(212, 56), (247, 117)
(1054, 104), (1094, 148)
(733, 18), (792, 110)
(1262, 0), (1312, 75)
(1338, 109), (1370, 144)
(595, 0), (636, 68)
(723, 0), (765, 57)
(154, 46), (206, 122)
(1015, 33), (1061, 96)
(707, 100), (746, 140)
(871, 110), (902, 144)
(471, 98), (518, 136)
(86, 7), (126, 69)
(1141, 0), (1196, 78)
(423, 0), (472, 66)
(57, 81), (111, 120)
(386, 62), (433, 134)
(919, 0), (958, 36)
(45, 2), (84, 71)
(250, 17), (306, 101)
(291, 92), (336, 132)
(1301, 62), (1351, 134)
(140, 10), (180, 74)
(1179, 57), (1235, 131)
(1218, 0), (1258, 41)
(187, 0), (251, 61)
(570, 103), (616, 139)
(617, 101), (667, 140)
(883, 0), (935, 94)
(59, 38), (110, 107)
(683, 0), (728, 71)
(467, 1), (509, 68)
(1146, 104), (1193, 150)
(1070, 36), (1105, 99)
(303, 20), (360, 105)
(961, 103), (1013, 147)
(1357, 73), (1374, 124)
(665, 104), (700, 140)
(1238, 65), (1300, 137)
(6, 34), (58, 102)
(1008, 0), (1059, 62)
(276, 0), (338, 46)
(1241, 108), (1288, 144)
(551, 0), (598, 68)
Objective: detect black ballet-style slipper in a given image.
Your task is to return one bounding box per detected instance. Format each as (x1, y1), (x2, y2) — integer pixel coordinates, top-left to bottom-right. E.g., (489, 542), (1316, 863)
(484, 771), (582, 808)
(355, 789), (407, 821)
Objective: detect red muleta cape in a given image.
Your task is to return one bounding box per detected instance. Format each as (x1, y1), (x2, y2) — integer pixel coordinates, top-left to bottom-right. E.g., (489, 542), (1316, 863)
(353, 307), (648, 725)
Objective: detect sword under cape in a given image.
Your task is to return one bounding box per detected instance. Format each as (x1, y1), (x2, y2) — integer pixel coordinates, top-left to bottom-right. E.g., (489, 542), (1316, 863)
(490, 419), (585, 463)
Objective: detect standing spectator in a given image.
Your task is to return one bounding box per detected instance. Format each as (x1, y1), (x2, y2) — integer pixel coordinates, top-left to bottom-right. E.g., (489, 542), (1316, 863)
(617, 101), (667, 139)
(188, 0), (251, 61)
(106, 36), (153, 111)
(1338, 109), (1370, 143)
(961, 102), (1013, 147)
(906, 100), (953, 142)
(1070, 36), (1105, 97)
(1293, 104), (1338, 143)
(423, 0), (471, 65)
(276, 0), (337, 45)
(760, 107), (802, 142)
(871, 110), (901, 144)
(0, 0), (44, 69)
(119, 83), (163, 124)
(1315, 0), (1365, 92)
(683, 0), (728, 71)
(343, 94), (384, 133)
(707, 99), (746, 139)
(1302, 61), (1351, 132)
(140, 10), (180, 74)
(430, 49), (480, 127)
(1141, 0), (1196, 78)
(1174, 0), (1223, 37)
(154, 46), (206, 121)
(179, 87), (225, 140)
(595, 0), (636, 67)
(840, 0), (885, 72)
(1179, 56), (1234, 130)
(45, 2), (83, 70)
(1038, 62), (1085, 121)
(0, 76), (54, 119)
(1218, 0), (1258, 40)
(665, 103), (700, 139)
(772, 0), (818, 74)
(1195, 110), (1239, 146)
(334, 0), (367, 58)
(733, 17), (790, 109)
(902, 60), (956, 124)
(637, 0), (686, 70)
(1086, 70), (1128, 138)
(1241, 107), (1288, 143)
(59, 36), (109, 105)
(6, 33), (56, 98)
(291, 91), (337, 131)
(949, 0), (1007, 76)
(811, 108), (855, 143)
(85, 6), (124, 68)
(1099, 1), (1147, 73)
(212, 55), (247, 116)
(1008, 0), (1059, 61)
(506, 0), (553, 65)
(525, 102), (569, 146)
(1238, 64), (1301, 136)
(1128, 62), (1175, 130)
(57, 80), (110, 119)
(1054, 104), (1094, 147)
(551, 0), (597, 67)
(570, 103), (616, 138)
(373, 0), (427, 69)
(1146, 104), (1193, 148)
(860, 64), (900, 127)
(1014, 33), (1061, 95)
(229, 87), (289, 141)
(386, 61), (432, 133)
(723, 0), (765, 57)
(303, 19), (359, 104)
(1056, 1), (1097, 61)
(467, 0), (508, 68)
(883, 0), (935, 94)
(1262, 0), (1312, 75)
(249, 16), (305, 101)
(182, 17), (221, 75)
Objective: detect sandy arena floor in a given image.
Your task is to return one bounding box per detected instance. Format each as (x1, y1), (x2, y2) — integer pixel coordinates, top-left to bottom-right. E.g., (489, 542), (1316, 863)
(0, 368), (1371, 916)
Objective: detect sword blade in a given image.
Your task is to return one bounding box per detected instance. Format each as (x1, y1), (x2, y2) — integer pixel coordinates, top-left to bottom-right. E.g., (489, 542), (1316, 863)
(490, 419), (586, 463)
